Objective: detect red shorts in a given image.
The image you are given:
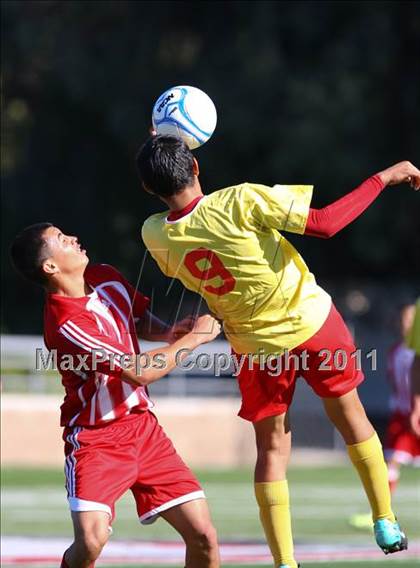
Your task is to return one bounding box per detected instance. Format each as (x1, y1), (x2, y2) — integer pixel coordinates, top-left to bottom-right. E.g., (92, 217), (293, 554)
(63, 410), (204, 524)
(384, 411), (420, 465)
(234, 303), (364, 422)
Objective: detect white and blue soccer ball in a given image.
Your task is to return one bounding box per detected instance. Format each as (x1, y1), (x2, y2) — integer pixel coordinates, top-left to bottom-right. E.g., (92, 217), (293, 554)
(152, 85), (217, 150)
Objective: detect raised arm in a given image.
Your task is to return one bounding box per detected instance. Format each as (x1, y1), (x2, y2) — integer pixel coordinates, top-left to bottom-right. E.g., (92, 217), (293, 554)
(122, 314), (221, 386)
(305, 161), (420, 239)
(136, 309), (197, 344)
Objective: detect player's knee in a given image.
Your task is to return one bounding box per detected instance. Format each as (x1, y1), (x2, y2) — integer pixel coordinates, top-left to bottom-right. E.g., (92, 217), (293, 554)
(256, 431), (288, 454)
(187, 521), (218, 554)
(75, 527), (109, 559)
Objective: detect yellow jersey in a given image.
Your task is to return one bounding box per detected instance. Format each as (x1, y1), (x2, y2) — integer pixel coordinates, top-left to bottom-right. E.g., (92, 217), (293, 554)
(142, 182), (331, 356)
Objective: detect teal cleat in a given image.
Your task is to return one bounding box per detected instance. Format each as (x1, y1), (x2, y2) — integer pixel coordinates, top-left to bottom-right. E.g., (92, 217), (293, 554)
(374, 518), (408, 554)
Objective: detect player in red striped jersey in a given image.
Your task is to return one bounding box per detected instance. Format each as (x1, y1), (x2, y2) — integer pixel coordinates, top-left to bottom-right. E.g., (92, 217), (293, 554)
(10, 223), (221, 568)
(385, 304), (419, 479)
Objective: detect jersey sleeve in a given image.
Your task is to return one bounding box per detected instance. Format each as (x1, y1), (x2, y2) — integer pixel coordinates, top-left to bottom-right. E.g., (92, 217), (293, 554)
(96, 264), (150, 319)
(304, 175), (385, 238)
(407, 299), (420, 355)
(243, 182), (313, 234)
(141, 220), (171, 277)
(56, 312), (129, 376)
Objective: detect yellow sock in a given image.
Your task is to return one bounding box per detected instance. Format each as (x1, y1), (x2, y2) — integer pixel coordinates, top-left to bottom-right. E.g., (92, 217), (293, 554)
(254, 480), (297, 568)
(347, 432), (395, 522)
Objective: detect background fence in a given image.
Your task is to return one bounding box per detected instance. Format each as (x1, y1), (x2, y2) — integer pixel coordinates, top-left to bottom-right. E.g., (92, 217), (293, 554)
(1, 329), (403, 468)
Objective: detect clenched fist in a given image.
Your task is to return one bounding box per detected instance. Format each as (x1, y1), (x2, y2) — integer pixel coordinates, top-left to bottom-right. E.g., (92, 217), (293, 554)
(378, 161), (420, 190)
(191, 314), (222, 344)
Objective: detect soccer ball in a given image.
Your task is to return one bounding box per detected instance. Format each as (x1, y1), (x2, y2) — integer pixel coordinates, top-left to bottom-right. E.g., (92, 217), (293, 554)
(152, 85), (217, 150)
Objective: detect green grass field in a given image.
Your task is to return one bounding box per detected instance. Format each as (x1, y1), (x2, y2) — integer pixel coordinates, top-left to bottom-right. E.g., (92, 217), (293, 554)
(2, 465), (419, 567)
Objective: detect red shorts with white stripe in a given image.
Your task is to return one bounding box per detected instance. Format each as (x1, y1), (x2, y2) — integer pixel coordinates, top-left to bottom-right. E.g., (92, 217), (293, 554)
(63, 410), (204, 523)
(384, 411), (420, 465)
(233, 303), (364, 422)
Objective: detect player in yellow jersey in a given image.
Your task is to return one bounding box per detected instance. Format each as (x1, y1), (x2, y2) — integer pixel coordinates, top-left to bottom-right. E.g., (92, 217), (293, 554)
(136, 135), (420, 568)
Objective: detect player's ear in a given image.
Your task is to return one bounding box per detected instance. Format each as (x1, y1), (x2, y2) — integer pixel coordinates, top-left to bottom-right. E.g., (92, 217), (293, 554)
(142, 183), (154, 195)
(192, 158), (199, 177)
(42, 258), (59, 276)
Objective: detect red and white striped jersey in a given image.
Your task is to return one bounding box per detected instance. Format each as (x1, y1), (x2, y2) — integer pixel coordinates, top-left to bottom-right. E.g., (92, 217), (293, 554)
(44, 264), (153, 427)
(387, 341), (415, 415)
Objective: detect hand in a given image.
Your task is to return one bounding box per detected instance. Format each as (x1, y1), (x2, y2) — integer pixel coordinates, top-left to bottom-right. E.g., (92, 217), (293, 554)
(377, 161), (420, 190)
(190, 314), (222, 344)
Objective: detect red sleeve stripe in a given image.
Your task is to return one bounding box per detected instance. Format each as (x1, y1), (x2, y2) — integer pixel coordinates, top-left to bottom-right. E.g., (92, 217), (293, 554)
(65, 320), (126, 356)
(59, 324), (123, 368)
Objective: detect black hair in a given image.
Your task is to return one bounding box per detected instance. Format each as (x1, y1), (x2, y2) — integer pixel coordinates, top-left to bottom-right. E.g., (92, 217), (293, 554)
(10, 222), (53, 286)
(136, 135), (195, 197)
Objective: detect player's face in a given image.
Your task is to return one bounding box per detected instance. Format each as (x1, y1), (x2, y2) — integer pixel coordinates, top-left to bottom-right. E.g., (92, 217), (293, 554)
(43, 226), (89, 276)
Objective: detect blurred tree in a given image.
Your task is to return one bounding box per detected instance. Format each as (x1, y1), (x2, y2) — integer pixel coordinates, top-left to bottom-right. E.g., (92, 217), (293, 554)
(1, 0), (419, 333)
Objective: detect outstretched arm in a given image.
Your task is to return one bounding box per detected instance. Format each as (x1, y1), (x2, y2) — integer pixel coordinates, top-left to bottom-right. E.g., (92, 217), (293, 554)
(305, 161), (420, 238)
(123, 315), (221, 386)
(137, 309), (197, 344)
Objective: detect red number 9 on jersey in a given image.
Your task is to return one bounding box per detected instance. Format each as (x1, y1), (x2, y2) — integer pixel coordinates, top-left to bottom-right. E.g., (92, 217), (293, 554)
(184, 248), (236, 296)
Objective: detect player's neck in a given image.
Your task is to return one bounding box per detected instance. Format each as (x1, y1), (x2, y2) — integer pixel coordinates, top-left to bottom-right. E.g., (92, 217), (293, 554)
(163, 180), (203, 211)
(48, 272), (91, 298)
